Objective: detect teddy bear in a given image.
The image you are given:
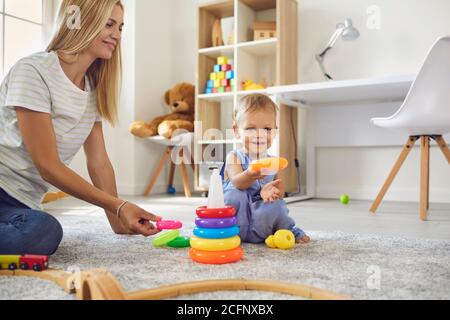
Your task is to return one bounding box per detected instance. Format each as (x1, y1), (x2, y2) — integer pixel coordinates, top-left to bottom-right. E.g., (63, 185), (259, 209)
(129, 83), (195, 139)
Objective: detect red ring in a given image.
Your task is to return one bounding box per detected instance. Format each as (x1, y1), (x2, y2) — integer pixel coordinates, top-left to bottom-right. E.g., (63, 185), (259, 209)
(189, 247), (244, 265)
(195, 206), (236, 219)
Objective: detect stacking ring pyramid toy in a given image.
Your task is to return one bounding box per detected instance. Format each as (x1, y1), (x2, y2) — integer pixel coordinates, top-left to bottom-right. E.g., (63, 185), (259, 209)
(190, 169), (244, 264)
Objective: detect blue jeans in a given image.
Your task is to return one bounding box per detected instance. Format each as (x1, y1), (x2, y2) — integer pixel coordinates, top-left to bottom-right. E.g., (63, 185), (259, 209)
(0, 188), (63, 255)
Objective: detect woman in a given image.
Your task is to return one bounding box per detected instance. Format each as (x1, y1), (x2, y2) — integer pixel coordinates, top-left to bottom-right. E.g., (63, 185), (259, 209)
(0, 0), (161, 256)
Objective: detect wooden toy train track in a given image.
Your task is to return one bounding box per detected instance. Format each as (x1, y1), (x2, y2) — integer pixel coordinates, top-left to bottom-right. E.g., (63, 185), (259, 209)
(0, 268), (351, 300)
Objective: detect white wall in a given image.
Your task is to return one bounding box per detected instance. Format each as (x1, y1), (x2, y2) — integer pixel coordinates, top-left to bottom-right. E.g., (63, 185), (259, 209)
(299, 0), (450, 82)
(70, 0), (188, 195)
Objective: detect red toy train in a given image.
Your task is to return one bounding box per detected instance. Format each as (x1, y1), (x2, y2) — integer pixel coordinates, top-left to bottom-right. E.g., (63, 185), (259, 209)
(0, 255), (49, 272)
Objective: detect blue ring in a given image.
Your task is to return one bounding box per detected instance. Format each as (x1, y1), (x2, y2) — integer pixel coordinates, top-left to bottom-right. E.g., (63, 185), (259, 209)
(193, 226), (240, 239)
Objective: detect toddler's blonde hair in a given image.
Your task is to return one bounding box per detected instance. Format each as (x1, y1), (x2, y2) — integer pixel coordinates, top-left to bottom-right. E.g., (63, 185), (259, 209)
(234, 94), (279, 127)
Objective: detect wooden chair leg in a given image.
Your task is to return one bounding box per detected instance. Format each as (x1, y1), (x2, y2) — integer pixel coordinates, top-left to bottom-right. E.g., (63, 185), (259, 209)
(420, 136), (430, 221)
(370, 137), (418, 213)
(190, 156), (195, 173)
(435, 136), (450, 165)
(180, 161), (192, 198)
(168, 162), (176, 188)
(143, 147), (171, 196)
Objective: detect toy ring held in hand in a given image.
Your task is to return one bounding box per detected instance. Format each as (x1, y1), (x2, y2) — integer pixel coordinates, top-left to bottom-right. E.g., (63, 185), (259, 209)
(190, 236), (241, 251)
(250, 157), (288, 175)
(189, 247), (244, 265)
(195, 217), (238, 229)
(153, 230), (180, 247)
(156, 220), (182, 230)
(196, 206), (236, 219)
(193, 226), (240, 239)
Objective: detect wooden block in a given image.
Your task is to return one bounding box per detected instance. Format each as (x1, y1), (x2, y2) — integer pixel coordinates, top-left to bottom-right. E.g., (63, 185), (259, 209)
(225, 86), (232, 92)
(221, 79), (229, 87)
(221, 64), (232, 71)
(205, 88), (213, 94)
(212, 88), (218, 94)
(213, 64), (221, 73)
(213, 79), (221, 88)
(210, 72), (217, 80)
(253, 21), (276, 31)
(217, 56), (228, 65)
(254, 30), (277, 41)
(218, 87), (225, 93)
(226, 71), (234, 80)
(206, 80), (214, 88)
(253, 21), (277, 41)
(217, 71), (225, 80)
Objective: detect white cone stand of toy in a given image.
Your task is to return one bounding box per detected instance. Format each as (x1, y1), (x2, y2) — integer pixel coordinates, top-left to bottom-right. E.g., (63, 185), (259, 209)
(190, 169), (244, 264)
(207, 169), (225, 208)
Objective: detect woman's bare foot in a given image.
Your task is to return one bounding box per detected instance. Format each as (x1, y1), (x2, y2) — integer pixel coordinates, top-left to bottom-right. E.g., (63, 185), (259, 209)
(296, 235), (311, 244)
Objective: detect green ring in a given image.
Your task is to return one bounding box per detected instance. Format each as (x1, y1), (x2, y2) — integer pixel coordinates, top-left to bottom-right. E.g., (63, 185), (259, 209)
(153, 230), (180, 247)
(167, 236), (191, 248)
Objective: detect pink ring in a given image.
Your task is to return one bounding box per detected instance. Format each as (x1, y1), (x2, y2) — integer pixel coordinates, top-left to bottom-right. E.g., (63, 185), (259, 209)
(195, 206), (236, 219)
(156, 220), (183, 230)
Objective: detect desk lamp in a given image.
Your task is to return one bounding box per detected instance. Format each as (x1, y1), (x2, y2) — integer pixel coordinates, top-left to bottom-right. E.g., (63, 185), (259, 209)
(315, 19), (360, 81)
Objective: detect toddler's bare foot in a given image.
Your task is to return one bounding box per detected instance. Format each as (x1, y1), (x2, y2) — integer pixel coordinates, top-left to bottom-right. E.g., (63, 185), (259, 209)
(296, 235), (310, 244)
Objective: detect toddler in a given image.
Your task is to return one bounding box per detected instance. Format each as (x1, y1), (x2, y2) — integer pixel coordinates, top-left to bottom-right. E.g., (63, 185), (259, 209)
(222, 94), (310, 244)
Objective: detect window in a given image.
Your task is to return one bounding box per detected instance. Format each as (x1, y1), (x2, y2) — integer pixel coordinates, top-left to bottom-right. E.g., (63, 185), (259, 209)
(0, 0), (54, 78)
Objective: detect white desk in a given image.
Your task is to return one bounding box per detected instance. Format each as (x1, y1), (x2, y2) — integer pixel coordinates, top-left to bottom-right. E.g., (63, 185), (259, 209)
(267, 75), (415, 203)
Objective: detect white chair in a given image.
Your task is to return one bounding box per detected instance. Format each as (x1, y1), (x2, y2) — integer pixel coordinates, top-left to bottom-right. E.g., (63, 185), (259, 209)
(143, 133), (195, 198)
(370, 36), (450, 220)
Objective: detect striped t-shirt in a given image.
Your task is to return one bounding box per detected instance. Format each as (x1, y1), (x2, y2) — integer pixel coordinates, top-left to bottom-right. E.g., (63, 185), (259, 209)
(0, 51), (101, 210)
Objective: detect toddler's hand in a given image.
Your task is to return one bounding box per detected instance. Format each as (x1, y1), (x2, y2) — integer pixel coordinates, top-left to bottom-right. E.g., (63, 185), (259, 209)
(260, 179), (282, 203)
(246, 168), (265, 180)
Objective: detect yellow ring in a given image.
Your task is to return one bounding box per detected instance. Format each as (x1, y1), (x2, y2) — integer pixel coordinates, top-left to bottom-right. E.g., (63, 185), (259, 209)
(190, 236), (241, 252)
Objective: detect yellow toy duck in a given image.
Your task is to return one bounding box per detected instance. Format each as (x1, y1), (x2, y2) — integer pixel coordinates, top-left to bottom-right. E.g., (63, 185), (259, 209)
(242, 80), (266, 91)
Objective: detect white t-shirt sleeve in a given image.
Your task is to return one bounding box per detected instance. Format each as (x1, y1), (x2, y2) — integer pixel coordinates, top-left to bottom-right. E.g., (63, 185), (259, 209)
(5, 61), (51, 114)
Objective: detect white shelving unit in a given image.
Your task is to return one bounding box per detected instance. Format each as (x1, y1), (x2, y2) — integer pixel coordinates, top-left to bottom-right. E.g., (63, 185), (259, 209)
(195, 0), (299, 191)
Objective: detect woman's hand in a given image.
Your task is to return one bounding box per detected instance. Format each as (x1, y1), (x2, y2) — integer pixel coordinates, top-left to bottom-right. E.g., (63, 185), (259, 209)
(118, 202), (162, 236)
(260, 179), (282, 203)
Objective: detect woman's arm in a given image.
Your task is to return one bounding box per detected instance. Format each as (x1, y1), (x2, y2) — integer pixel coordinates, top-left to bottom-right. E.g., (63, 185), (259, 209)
(225, 152), (264, 190)
(16, 108), (161, 236)
(83, 122), (128, 234)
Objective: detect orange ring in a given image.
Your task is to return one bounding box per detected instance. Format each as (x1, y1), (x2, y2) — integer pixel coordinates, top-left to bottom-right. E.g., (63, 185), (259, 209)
(189, 247), (244, 265)
(250, 157), (288, 174)
(196, 206), (236, 219)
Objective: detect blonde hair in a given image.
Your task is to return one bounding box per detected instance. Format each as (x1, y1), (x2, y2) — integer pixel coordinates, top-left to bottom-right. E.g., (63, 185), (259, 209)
(47, 0), (123, 126)
(234, 94), (279, 126)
